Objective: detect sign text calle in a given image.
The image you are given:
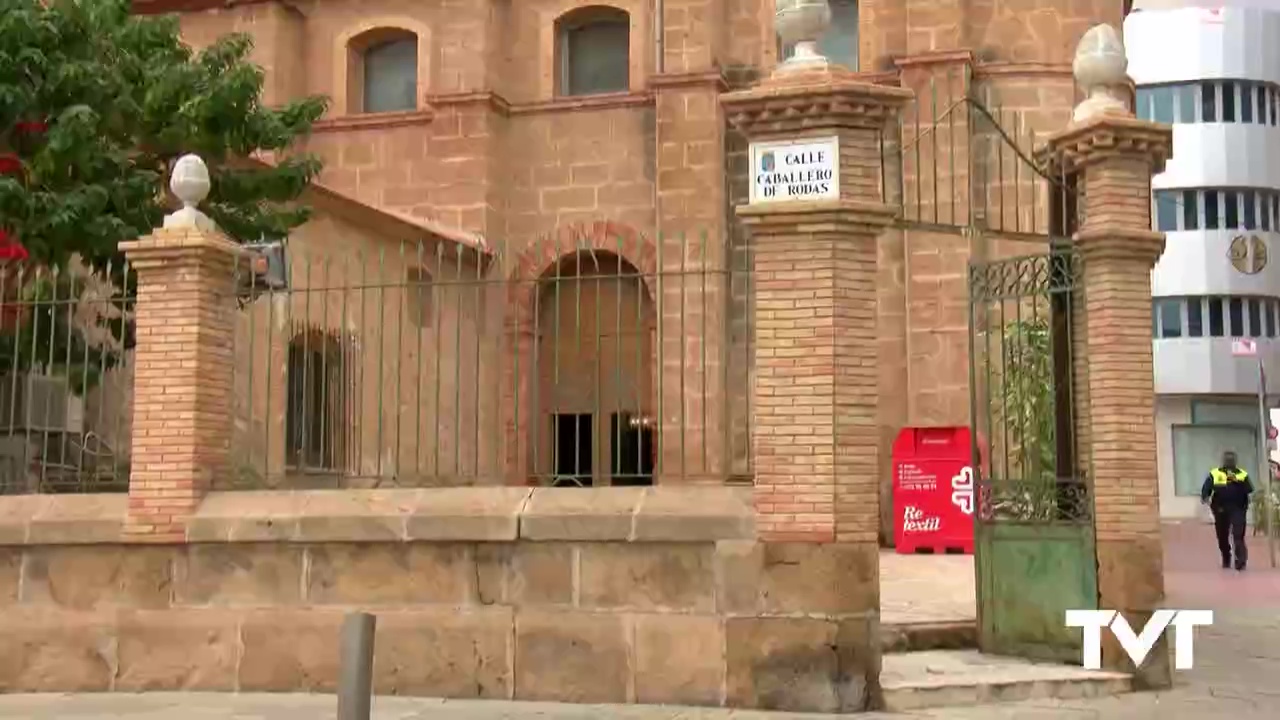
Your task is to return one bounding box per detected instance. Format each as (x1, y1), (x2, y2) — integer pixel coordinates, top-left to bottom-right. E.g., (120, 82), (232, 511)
(749, 137), (840, 204)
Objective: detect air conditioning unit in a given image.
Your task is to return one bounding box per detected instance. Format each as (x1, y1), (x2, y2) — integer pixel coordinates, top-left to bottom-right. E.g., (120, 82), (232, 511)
(0, 373), (84, 434)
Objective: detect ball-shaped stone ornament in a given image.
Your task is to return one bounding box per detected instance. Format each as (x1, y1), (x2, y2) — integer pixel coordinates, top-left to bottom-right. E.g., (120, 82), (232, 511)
(775, 0), (831, 50)
(170, 154), (211, 208)
(1072, 24), (1127, 94)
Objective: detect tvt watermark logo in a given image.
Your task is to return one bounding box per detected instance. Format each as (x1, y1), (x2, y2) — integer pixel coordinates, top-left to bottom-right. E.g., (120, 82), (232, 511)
(1065, 609), (1214, 670)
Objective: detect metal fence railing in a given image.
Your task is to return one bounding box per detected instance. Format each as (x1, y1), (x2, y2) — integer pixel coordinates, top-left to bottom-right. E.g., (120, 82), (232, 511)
(228, 233), (753, 490)
(0, 259), (135, 495)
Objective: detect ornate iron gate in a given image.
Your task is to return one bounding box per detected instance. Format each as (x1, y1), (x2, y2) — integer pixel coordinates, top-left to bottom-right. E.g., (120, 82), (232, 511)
(891, 69), (1097, 662)
(968, 248), (1095, 662)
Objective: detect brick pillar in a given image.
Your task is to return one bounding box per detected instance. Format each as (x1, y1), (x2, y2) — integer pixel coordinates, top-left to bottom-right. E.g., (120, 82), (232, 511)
(722, 67), (911, 711)
(1041, 116), (1173, 688)
(120, 163), (240, 541)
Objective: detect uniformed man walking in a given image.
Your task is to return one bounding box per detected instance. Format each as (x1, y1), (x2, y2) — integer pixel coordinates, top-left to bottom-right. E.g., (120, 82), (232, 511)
(1201, 450), (1255, 571)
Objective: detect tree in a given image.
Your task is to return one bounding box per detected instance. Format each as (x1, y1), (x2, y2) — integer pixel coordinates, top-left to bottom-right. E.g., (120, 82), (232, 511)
(0, 0), (329, 271)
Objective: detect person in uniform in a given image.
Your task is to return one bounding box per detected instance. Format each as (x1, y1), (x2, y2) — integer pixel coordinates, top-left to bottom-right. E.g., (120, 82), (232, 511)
(1201, 450), (1254, 571)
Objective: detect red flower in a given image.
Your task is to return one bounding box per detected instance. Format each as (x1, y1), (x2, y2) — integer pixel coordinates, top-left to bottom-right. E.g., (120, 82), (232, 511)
(0, 230), (28, 262)
(0, 154), (20, 176)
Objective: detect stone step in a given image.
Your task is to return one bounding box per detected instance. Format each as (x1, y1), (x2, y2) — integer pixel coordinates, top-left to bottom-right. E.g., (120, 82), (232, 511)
(881, 621), (977, 653)
(880, 650), (1132, 711)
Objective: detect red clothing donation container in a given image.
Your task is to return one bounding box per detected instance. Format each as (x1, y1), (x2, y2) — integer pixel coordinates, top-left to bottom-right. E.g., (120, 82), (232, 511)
(892, 426), (976, 554)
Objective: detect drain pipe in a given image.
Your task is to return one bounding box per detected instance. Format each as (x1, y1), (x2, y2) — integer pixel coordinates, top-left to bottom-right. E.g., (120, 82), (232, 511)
(654, 0), (664, 75)
(652, 0), (665, 252)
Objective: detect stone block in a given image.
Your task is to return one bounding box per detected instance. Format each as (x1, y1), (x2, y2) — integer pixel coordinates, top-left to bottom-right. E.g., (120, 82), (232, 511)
(22, 546), (173, 610)
(187, 491), (306, 542)
(0, 547), (19, 604)
(406, 487), (530, 541)
(514, 610), (629, 703)
(476, 542), (575, 606)
(305, 542), (472, 605)
(239, 609), (343, 692)
(0, 608), (115, 691)
(296, 489), (418, 541)
(579, 543), (715, 612)
(759, 541), (878, 615)
(520, 487), (644, 541)
(631, 487), (755, 541)
(633, 614), (724, 706)
(373, 607), (514, 698)
(115, 610), (240, 691)
(27, 494), (127, 544)
(725, 615), (880, 713)
(714, 540), (762, 614)
(0, 495), (45, 544)
(175, 544), (303, 606)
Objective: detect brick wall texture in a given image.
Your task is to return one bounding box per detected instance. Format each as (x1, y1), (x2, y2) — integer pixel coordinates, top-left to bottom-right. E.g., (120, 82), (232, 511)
(141, 0), (1137, 538)
(119, 229), (241, 542)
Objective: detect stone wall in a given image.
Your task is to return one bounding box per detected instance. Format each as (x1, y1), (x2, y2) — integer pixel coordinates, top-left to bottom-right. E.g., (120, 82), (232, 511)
(0, 487), (880, 711)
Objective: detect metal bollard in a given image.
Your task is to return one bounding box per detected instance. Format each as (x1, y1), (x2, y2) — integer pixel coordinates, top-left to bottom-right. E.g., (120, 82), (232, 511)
(337, 612), (376, 720)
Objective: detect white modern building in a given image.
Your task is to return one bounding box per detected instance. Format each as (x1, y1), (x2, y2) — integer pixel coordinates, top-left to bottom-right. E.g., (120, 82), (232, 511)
(1126, 0), (1280, 519)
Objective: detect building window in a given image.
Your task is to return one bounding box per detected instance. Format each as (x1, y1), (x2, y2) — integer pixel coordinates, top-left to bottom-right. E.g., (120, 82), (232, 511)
(1208, 297), (1224, 336)
(1158, 299), (1182, 338)
(556, 6), (630, 97)
(1154, 297), (1280, 339)
(1201, 81), (1218, 122)
(286, 329), (350, 473)
(1137, 81), (1280, 126)
(1188, 298), (1204, 337)
(406, 267), (434, 329)
(778, 0), (859, 70)
(1155, 188), (1280, 232)
(1228, 298), (1245, 337)
(1154, 190), (1178, 232)
(355, 32), (419, 113)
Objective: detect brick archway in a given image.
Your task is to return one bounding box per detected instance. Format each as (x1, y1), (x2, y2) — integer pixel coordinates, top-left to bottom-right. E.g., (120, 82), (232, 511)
(506, 220), (657, 327)
(503, 221), (659, 486)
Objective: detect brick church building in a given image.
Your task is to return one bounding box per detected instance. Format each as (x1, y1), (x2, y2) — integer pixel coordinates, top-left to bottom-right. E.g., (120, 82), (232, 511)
(133, 0), (1128, 537)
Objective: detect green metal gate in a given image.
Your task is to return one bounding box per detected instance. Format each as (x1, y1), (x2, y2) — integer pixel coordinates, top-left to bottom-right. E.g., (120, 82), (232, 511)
(891, 69), (1098, 663)
(968, 249), (1096, 662)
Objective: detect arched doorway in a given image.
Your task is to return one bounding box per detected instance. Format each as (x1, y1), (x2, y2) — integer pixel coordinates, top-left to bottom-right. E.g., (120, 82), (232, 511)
(530, 250), (655, 486)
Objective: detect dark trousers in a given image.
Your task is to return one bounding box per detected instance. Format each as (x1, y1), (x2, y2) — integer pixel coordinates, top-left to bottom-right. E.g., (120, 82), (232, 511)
(1214, 507), (1248, 568)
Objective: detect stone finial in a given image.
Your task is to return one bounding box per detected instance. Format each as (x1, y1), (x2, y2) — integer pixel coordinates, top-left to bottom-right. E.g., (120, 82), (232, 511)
(163, 153), (216, 232)
(1071, 24), (1131, 124)
(775, 0), (832, 74)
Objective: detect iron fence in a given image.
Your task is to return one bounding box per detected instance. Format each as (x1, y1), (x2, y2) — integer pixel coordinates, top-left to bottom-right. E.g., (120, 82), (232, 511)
(0, 259), (136, 495)
(890, 67), (1077, 244)
(228, 232), (753, 490)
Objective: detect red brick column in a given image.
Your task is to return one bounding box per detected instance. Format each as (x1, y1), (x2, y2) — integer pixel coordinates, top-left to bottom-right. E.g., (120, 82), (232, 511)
(722, 70), (910, 711)
(1040, 116), (1173, 688)
(723, 70), (911, 543)
(120, 227), (240, 541)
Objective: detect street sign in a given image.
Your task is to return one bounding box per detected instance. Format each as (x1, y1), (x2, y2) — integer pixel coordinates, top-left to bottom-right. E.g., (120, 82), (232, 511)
(1232, 338), (1258, 357)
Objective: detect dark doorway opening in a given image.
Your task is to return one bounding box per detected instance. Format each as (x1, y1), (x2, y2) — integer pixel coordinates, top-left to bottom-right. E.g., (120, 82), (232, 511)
(610, 412), (654, 486)
(552, 413), (592, 486)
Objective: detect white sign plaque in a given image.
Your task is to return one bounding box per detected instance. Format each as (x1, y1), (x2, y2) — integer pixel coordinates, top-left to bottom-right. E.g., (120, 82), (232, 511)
(1232, 338), (1258, 357)
(748, 136), (839, 204)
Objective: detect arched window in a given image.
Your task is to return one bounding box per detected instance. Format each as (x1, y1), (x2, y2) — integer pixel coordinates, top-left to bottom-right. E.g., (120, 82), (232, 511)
(286, 329), (349, 473)
(556, 6), (630, 97)
(356, 32), (418, 113)
(778, 0), (858, 71)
